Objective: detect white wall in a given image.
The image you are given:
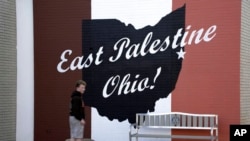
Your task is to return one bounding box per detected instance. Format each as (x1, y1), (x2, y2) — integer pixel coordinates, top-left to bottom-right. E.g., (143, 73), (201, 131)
(16, 0), (34, 141)
(91, 96), (172, 141)
(91, 0), (172, 141)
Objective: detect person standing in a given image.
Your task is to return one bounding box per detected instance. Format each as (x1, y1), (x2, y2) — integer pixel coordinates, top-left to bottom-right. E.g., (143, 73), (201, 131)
(69, 80), (87, 141)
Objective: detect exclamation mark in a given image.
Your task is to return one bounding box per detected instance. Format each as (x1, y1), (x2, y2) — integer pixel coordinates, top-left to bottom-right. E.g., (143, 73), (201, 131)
(150, 67), (162, 89)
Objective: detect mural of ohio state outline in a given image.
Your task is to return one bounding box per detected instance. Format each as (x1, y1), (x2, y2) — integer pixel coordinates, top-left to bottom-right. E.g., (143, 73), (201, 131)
(82, 5), (185, 123)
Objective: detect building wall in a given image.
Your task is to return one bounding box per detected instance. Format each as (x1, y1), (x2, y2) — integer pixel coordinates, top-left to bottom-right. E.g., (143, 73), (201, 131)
(16, 0), (34, 141)
(29, 1), (248, 141)
(240, 0), (250, 124)
(33, 1), (91, 140)
(0, 0), (16, 140)
(90, 1), (172, 141)
(172, 1), (241, 141)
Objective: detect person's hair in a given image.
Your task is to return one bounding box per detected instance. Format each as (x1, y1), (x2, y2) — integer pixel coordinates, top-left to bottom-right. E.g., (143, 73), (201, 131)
(75, 80), (87, 87)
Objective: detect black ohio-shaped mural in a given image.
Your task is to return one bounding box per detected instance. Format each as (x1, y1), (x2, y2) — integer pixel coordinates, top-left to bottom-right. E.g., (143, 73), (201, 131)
(82, 5), (185, 123)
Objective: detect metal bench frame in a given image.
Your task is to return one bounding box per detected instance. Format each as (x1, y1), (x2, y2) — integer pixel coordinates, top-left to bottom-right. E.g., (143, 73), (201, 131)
(129, 112), (218, 141)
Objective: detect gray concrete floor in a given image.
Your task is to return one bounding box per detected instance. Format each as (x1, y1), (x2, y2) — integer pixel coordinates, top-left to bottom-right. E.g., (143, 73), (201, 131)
(65, 139), (94, 141)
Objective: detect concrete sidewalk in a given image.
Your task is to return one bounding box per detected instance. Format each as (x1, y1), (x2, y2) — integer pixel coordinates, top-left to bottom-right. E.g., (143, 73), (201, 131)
(66, 139), (94, 141)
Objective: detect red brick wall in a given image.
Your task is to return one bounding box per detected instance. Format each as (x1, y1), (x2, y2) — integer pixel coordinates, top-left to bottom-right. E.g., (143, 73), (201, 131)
(172, 0), (241, 141)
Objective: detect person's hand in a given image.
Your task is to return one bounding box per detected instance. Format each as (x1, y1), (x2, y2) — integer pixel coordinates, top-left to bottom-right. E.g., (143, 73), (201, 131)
(81, 119), (86, 125)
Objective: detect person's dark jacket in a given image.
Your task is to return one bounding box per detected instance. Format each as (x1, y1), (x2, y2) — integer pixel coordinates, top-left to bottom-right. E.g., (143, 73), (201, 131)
(70, 91), (85, 121)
